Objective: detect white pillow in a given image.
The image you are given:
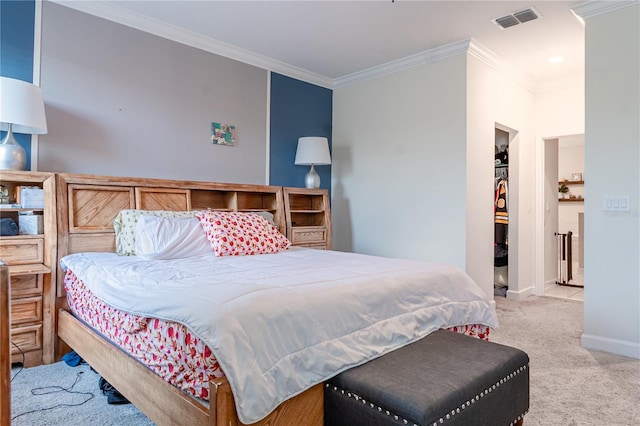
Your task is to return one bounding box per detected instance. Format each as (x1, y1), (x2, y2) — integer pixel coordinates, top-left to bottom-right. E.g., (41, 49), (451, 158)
(134, 215), (212, 260)
(114, 209), (199, 256)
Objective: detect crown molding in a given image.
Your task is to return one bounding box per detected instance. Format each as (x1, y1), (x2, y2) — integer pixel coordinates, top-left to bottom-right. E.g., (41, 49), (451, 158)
(535, 74), (585, 93)
(467, 39), (535, 93)
(50, 1), (586, 93)
(333, 38), (536, 91)
(50, 1), (333, 89)
(572, 0), (639, 19)
(332, 39), (471, 89)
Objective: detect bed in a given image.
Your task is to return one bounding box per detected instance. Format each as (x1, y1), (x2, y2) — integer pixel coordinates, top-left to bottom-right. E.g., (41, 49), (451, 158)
(54, 173), (498, 425)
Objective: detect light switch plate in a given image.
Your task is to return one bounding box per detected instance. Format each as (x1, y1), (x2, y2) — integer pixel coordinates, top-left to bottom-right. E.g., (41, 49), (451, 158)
(604, 196), (630, 212)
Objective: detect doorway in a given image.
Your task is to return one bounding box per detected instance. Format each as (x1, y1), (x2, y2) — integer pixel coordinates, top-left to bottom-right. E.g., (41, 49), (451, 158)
(542, 135), (585, 300)
(493, 123), (519, 299)
(494, 128), (510, 297)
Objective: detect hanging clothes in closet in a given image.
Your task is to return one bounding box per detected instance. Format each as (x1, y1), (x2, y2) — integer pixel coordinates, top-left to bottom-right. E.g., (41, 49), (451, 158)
(494, 175), (508, 267)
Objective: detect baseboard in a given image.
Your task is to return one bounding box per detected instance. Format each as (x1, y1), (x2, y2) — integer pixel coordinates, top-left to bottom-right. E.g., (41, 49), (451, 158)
(544, 278), (557, 291)
(506, 285), (535, 301)
(581, 333), (640, 360)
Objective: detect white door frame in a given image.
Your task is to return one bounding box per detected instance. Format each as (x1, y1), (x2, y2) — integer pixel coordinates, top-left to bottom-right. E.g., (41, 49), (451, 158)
(535, 133), (584, 296)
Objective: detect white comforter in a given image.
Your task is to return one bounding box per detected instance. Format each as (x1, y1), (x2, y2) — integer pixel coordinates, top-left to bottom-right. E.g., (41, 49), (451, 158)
(61, 247), (498, 424)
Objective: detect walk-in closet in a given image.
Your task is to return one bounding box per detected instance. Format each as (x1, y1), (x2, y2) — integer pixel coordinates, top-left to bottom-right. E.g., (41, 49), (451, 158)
(494, 128), (509, 296)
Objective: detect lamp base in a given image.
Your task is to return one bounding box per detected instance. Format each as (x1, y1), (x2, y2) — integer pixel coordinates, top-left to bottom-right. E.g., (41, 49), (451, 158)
(304, 165), (321, 189)
(0, 124), (27, 170)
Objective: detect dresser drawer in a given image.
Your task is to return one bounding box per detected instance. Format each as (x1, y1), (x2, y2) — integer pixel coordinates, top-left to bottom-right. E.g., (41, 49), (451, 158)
(10, 296), (42, 325)
(10, 323), (42, 354)
(290, 227), (327, 245)
(10, 274), (43, 298)
(0, 238), (44, 265)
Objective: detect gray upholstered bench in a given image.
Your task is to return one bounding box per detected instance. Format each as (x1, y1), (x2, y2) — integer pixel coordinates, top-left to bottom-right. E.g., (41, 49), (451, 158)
(325, 329), (529, 426)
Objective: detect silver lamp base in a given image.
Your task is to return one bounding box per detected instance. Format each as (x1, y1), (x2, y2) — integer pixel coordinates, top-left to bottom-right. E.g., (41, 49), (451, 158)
(304, 165), (321, 189)
(0, 124), (27, 170)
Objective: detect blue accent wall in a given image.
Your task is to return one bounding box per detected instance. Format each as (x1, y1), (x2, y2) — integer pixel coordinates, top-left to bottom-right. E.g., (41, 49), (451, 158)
(270, 73), (332, 190)
(0, 0), (36, 169)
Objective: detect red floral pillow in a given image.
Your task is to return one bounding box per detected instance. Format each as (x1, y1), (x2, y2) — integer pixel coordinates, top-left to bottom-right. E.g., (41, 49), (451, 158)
(195, 210), (290, 256)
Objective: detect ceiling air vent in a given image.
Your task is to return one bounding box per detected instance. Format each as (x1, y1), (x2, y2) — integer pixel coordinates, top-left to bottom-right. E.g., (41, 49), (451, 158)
(493, 7), (541, 29)
(495, 15), (520, 29)
(513, 8), (539, 23)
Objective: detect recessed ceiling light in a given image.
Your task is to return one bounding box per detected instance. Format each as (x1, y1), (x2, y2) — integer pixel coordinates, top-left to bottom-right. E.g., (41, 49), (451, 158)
(549, 56), (565, 64)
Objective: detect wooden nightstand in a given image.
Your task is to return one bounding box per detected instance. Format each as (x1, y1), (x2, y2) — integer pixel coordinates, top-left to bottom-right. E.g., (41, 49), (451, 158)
(0, 171), (56, 367)
(283, 187), (331, 250)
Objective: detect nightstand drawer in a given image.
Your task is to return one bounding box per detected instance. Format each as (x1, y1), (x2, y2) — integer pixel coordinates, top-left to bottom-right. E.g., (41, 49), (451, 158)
(290, 227), (327, 245)
(0, 238), (44, 265)
(10, 296), (42, 325)
(299, 243), (327, 250)
(10, 323), (43, 353)
(10, 274), (43, 298)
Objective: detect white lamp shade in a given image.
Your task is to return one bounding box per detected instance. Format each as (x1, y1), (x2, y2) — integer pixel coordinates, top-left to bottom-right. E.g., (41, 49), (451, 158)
(0, 77), (48, 134)
(295, 137), (331, 165)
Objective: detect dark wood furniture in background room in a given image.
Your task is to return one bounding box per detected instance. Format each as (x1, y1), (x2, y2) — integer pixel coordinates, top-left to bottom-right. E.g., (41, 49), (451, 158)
(1, 260), (10, 426)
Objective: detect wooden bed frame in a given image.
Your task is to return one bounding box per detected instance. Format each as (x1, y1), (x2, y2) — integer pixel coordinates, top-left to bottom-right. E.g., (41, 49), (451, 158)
(54, 173), (323, 425)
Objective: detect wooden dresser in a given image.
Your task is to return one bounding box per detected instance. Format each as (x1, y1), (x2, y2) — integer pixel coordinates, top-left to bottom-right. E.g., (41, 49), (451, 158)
(0, 171), (56, 367)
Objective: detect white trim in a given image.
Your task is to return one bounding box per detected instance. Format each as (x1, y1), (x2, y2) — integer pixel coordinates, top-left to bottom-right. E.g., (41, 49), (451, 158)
(581, 333), (640, 359)
(506, 285), (535, 301)
(33, 1), (43, 86)
(332, 39), (470, 89)
(30, 0), (44, 171)
(544, 279), (558, 291)
(572, 0), (639, 19)
(535, 74), (585, 93)
(535, 136), (545, 296)
(495, 122), (519, 140)
(47, 0), (589, 94)
(49, 0), (333, 90)
(47, 1), (578, 93)
(468, 39), (535, 93)
(265, 72), (271, 185)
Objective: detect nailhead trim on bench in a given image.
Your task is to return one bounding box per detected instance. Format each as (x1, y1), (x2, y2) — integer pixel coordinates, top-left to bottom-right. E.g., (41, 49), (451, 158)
(326, 364), (529, 426)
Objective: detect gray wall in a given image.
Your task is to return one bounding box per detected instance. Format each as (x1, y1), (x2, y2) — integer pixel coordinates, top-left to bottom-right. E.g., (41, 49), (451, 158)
(332, 56), (468, 268)
(582, 3), (639, 359)
(38, 2), (268, 184)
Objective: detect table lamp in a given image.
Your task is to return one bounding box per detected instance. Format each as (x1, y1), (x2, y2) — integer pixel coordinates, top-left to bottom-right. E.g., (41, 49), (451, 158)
(0, 77), (48, 170)
(294, 137), (331, 189)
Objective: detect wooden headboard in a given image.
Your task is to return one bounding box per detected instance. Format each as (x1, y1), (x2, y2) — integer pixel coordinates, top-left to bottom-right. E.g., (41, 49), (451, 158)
(55, 173), (285, 298)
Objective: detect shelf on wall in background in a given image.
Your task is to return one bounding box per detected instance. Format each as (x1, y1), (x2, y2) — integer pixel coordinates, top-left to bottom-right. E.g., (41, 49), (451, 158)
(559, 180), (584, 202)
(559, 198), (584, 202)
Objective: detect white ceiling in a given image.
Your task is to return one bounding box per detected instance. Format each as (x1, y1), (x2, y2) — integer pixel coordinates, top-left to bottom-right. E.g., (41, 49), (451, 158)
(54, 0), (587, 90)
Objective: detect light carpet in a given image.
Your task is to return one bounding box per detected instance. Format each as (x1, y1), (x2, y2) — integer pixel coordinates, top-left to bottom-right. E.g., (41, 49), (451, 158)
(10, 295), (640, 425)
(491, 295), (639, 426)
(10, 362), (153, 425)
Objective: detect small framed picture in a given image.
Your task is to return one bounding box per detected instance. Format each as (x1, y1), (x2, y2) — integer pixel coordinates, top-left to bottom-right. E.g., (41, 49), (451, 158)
(211, 122), (236, 146)
(571, 173), (582, 182)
